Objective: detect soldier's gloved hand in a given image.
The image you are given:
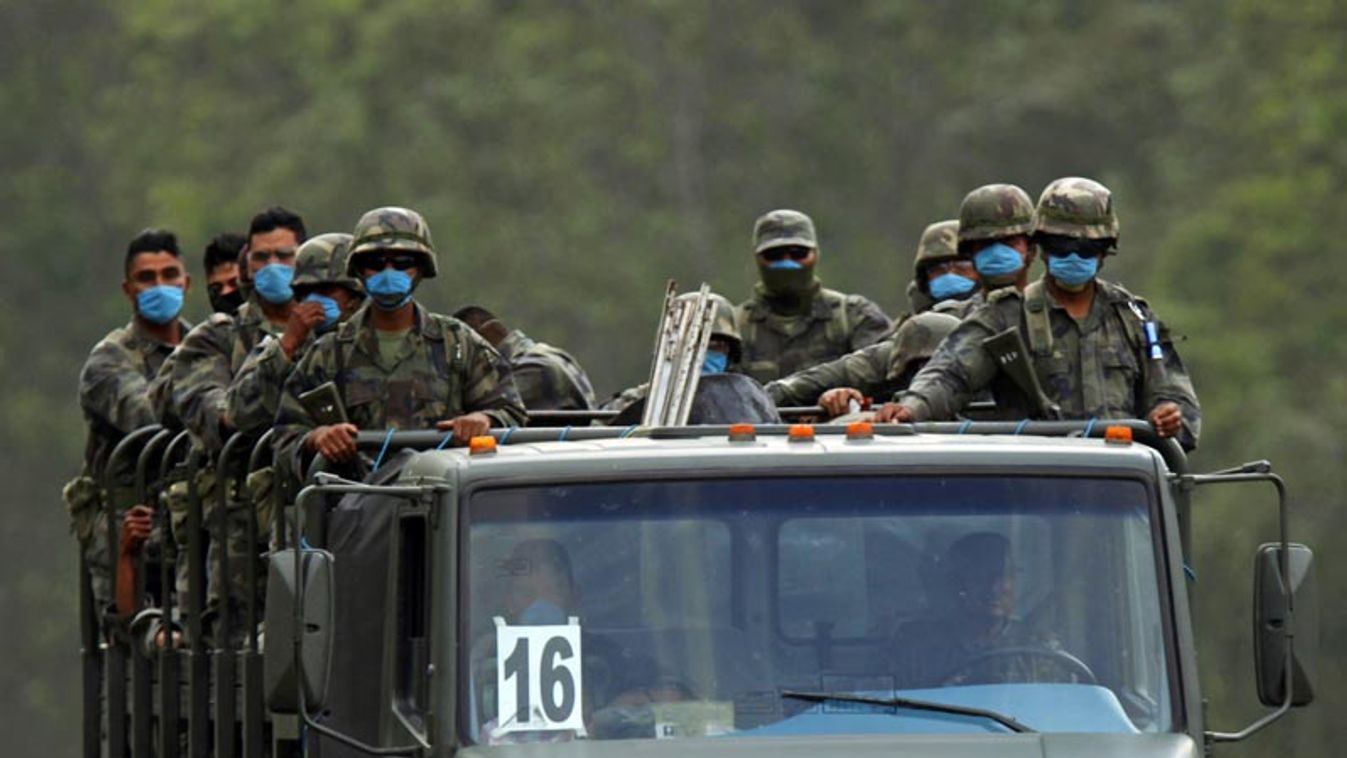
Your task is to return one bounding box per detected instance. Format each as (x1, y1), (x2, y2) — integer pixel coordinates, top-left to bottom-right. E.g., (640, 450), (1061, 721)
(874, 402), (915, 423)
(819, 388), (864, 418)
(119, 504), (155, 557)
(1148, 402), (1183, 439)
(437, 412), (492, 446)
(280, 301), (329, 359)
(307, 423), (358, 462)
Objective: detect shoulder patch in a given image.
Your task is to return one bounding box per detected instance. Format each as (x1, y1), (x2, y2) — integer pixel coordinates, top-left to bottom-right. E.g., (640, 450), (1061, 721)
(987, 287), (1023, 304)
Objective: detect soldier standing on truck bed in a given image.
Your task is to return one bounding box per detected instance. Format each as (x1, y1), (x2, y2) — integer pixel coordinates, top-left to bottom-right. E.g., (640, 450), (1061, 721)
(203, 231), (246, 316)
(274, 206), (527, 465)
(67, 229), (191, 618)
(734, 209), (892, 383)
(453, 305), (598, 411)
(877, 177), (1201, 451)
(898, 219), (981, 325)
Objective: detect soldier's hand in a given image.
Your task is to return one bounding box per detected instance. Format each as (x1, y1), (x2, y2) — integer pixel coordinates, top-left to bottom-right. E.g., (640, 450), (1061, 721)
(1148, 402), (1183, 439)
(874, 402), (915, 423)
(307, 423), (358, 462)
(280, 301), (328, 359)
(119, 504), (155, 556)
(819, 388), (864, 418)
(436, 412), (492, 445)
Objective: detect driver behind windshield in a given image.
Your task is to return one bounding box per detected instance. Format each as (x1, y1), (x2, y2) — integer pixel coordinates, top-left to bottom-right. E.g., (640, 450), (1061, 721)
(892, 532), (1064, 687)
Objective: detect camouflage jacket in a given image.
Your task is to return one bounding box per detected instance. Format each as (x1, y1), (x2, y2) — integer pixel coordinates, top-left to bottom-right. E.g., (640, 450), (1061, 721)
(275, 303), (526, 445)
(735, 282), (892, 383)
(765, 340), (897, 407)
(164, 298), (283, 451)
(225, 330), (316, 437)
(496, 329), (596, 411)
(78, 318), (189, 477)
(897, 277), (1201, 449)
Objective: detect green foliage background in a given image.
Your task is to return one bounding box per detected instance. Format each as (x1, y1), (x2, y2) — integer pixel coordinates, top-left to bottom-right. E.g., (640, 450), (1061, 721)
(2, 1), (1344, 754)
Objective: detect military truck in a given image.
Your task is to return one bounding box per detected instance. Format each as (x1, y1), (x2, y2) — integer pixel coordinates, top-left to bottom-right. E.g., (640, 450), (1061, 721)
(83, 417), (1315, 757)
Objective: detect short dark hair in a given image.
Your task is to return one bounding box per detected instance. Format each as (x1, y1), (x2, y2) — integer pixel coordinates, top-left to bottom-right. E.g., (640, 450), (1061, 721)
(124, 228), (182, 276)
(203, 232), (246, 274)
(452, 305), (497, 329)
(247, 206), (306, 243)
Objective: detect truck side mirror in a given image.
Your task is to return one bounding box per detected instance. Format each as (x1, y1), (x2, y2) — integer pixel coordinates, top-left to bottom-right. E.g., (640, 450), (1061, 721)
(264, 548), (336, 713)
(1254, 543), (1317, 707)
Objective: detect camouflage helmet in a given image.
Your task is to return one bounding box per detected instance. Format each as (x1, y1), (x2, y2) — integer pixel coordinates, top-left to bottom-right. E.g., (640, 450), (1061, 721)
(957, 184), (1036, 251)
(347, 206), (438, 278)
(912, 219), (960, 282)
(291, 233), (364, 295)
(676, 291), (742, 361)
(753, 209), (817, 253)
(1034, 177), (1119, 250)
(886, 311), (960, 382)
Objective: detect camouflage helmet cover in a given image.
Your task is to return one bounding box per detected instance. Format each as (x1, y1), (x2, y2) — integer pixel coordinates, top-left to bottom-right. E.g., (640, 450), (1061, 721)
(885, 311), (960, 382)
(753, 209), (817, 253)
(291, 233), (365, 295)
(675, 291), (742, 361)
(347, 206), (438, 278)
(957, 184), (1036, 249)
(1033, 177), (1120, 250)
(912, 219), (960, 283)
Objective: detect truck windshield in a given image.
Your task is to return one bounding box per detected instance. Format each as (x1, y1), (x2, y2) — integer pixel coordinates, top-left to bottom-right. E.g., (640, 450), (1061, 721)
(461, 474), (1173, 743)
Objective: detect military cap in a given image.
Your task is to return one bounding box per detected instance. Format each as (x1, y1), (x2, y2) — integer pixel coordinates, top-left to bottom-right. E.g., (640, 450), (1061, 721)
(348, 206), (438, 278)
(1034, 177), (1119, 250)
(957, 184), (1036, 248)
(753, 209), (817, 253)
(912, 219), (961, 279)
(887, 311), (960, 382)
(291, 233), (364, 295)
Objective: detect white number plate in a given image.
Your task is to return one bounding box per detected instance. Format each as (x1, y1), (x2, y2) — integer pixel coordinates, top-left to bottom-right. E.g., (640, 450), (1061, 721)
(494, 616), (587, 736)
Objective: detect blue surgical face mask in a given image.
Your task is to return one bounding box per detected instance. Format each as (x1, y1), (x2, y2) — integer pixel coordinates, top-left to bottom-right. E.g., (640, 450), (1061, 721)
(973, 243), (1023, 278)
(766, 259), (804, 270)
(136, 285), (184, 325)
(518, 599), (567, 626)
(303, 293), (341, 331)
(927, 272), (977, 301)
(253, 263), (295, 304)
(1047, 252), (1099, 289)
(702, 350), (729, 375)
(365, 269), (414, 310)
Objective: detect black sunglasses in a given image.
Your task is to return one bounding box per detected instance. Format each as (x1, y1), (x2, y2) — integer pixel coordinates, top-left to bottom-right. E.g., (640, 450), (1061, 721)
(759, 246), (813, 263)
(1039, 237), (1108, 259)
(355, 252), (420, 271)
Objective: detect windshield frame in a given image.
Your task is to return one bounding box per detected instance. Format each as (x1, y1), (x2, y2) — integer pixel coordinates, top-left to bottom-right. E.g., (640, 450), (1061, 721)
(451, 463), (1184, 745)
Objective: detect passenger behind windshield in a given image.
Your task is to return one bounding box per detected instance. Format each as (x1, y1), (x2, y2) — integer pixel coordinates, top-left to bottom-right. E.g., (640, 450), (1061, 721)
(893, 532), (1086, 688)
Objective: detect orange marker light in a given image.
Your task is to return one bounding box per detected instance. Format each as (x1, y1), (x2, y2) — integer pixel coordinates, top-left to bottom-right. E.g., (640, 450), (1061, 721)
(1104, 425), (1133, 445)
(469, 435), (498, 455)
(728, 423), (756, 442)
(788, 424), (815, 442)
(846, 421), (874, 440)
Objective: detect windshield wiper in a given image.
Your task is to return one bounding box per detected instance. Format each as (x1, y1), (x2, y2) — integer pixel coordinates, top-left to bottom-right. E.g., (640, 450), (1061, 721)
(779, 690), (1036, 734)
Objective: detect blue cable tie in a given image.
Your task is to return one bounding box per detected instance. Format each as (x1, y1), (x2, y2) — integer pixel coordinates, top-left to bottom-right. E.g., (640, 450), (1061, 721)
(1082, 417), (1098, 439)
(558, 425), (572, 442)
(1013, 418), (1030, 435)
(300, 535), (315, 551)
(957, 419), (972, 435)
(500, 427), (515, 445)
(619, 425), (637, 439)
(372, 428), (395, 471)
(1183, 563), (1197, 583)
(436, 431), (454, 450)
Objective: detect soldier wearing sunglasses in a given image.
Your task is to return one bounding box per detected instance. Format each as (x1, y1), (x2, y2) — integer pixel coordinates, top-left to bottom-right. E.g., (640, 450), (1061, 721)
(275, 206), (526, 465)
(734, 209), (892, 383)
(877, 178), (1201, 451)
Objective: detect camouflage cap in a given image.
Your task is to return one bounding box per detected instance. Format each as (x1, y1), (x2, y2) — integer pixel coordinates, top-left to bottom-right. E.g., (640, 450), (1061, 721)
(348, 206), (438, 278)
(676, 291), (742, 360)
(957, 184), (1036, 249)
(886, 311), (960, 382)
(1034, 177), (1119, 249)
(753, 209), (817, 253)
(291, 233), (364, 295)
(912, 219), (960, 279)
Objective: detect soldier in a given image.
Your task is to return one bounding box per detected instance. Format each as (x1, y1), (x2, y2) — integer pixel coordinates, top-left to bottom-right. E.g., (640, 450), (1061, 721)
(204, 231), (246, 315)
(876, 178), (1201, 451)
(765, 311), (960, 416)
(956, 184), (1039, 297)
(901, 219), (980, 322)
(453, 305), (597, 411)
(735, 209), (891, 382)
(226, 233), (366, 436)
(275, 206), (526, 465)
(67, 228), (191, 614)
(604, 292), (780, 425)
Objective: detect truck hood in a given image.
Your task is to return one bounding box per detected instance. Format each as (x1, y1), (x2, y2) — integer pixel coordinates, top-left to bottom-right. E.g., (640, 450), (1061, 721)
(462, 732), (1197, 758)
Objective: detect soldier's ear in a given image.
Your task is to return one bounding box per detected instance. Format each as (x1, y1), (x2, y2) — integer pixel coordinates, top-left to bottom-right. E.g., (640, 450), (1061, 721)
(181, 273), (191, 294)
(122, 278), (136, 303)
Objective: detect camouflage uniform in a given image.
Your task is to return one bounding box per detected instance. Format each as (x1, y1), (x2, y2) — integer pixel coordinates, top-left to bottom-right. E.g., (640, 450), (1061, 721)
(896, 178), (1201, 450)
(68, 318), (188, 611)
(736, 210), (892, 382)
(766, 312), (959, 407)
(496, 330), (597, 411)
